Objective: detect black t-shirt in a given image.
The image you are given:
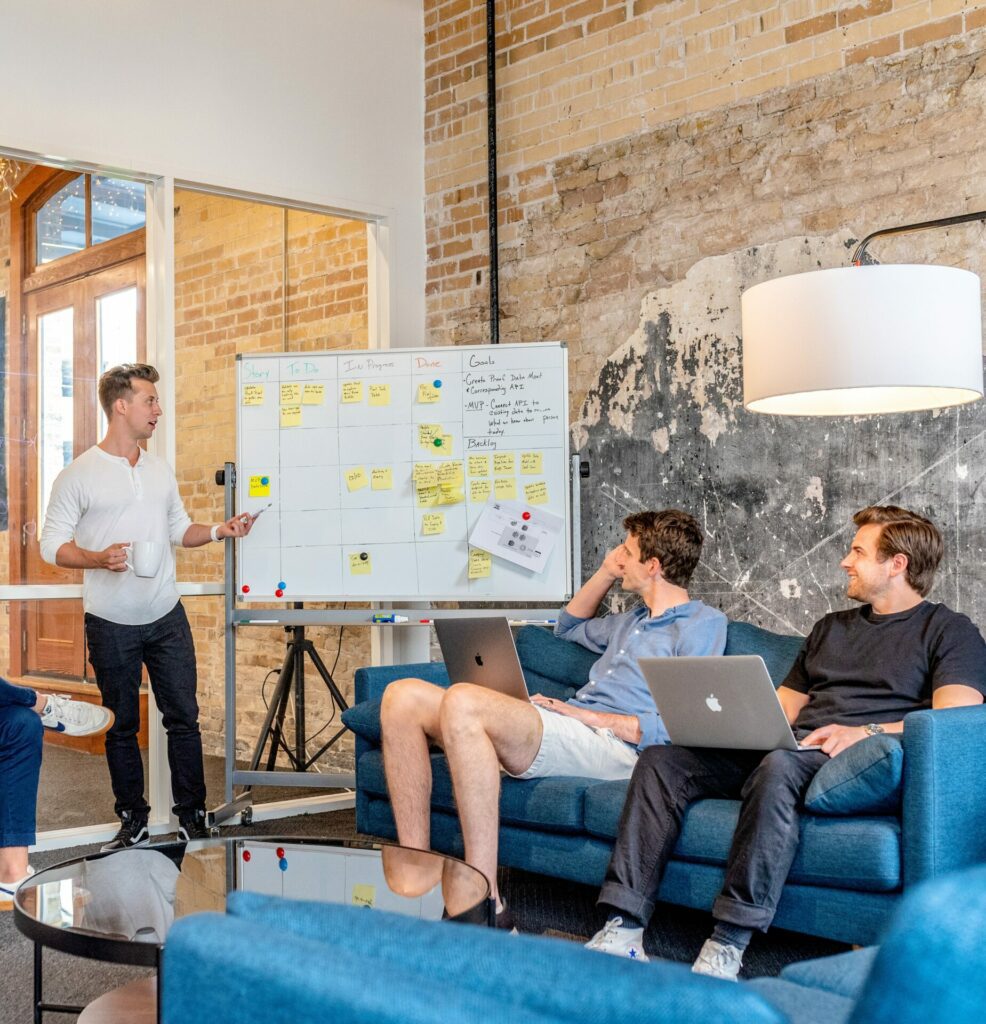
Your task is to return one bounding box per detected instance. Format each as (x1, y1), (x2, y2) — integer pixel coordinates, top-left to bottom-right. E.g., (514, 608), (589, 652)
(782, 602), (986, 732)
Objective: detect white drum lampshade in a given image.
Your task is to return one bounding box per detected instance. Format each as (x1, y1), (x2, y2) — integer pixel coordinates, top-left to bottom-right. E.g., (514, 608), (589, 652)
(741, 265), (984, 416)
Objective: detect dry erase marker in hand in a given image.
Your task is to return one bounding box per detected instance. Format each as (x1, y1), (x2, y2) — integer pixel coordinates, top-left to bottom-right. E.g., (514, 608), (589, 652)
(241, 502), (272, 523)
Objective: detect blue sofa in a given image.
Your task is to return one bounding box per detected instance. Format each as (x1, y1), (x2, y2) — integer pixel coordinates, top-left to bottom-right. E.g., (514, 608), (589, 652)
(342, 622), (986, 946)
(161, 864), (986, 1024)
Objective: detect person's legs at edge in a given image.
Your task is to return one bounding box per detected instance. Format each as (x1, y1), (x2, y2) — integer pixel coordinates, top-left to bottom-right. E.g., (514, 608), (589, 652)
(0, 700), (43, 895)
(142, 603), (207, 836)
(589, 744), (758, 961)
(438, 684), (543, 908)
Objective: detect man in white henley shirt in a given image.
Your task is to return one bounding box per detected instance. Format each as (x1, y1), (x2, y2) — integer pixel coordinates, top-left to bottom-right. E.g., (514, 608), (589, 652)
(40, 363), (253, 850)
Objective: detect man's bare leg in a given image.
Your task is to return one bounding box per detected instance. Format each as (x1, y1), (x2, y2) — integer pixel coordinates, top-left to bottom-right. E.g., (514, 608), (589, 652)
(0, 847), (29, 883)
(439, 684), (543, 905)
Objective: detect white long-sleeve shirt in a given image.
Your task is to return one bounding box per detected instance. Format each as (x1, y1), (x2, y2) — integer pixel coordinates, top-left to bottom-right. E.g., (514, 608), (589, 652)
(40, 445), (192, 625)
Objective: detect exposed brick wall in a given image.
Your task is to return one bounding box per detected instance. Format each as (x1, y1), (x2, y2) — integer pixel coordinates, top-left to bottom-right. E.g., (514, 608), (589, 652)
(425, 0), (986, 417)
(173, 191), (370, 765)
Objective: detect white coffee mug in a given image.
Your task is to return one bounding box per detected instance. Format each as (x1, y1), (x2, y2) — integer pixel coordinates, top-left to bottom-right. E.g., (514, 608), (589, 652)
(126, 541), (163, 578)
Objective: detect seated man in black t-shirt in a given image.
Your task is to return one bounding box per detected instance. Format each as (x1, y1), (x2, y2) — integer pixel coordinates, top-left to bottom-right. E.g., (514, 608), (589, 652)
(583, 505), (986, 976)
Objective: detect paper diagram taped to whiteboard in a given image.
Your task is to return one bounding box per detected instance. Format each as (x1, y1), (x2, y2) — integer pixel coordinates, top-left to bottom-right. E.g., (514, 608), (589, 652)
(468, 499), (563, 573)
(235, 343), (572, 602)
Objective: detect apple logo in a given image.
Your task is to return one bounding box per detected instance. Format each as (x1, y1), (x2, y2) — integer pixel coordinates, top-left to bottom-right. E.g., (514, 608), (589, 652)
(705, 694), (722, 713)
(474, 654), (484, 667)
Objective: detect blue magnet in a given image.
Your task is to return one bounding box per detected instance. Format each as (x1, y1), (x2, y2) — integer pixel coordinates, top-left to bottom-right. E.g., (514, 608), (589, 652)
(279, 857), (288, 872)
(277, 581), (286, 590)
(433, 379), (442, 388)
(261, 476), (269, 486)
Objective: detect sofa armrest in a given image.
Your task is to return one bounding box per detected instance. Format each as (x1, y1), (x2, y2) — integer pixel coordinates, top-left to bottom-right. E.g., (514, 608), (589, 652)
(354, 662), (450, 703)
(902, 704), (986, 886)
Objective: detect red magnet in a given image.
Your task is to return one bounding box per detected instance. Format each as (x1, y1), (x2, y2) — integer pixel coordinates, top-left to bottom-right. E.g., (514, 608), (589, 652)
(242, 585), (250, 594)
(522, 511), (531, 520)
(275, 588), (284, 597)
(242, 850), (251, 862)
(276, 847), (285, 859)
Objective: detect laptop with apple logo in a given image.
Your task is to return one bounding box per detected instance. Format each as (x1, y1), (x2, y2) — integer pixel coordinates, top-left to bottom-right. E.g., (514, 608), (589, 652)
(434, 616), (530, 701)
(638, 656), (817, 751)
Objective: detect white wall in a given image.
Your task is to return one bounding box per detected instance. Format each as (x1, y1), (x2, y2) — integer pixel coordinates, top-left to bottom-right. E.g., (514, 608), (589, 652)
(0, 0), (425, 344)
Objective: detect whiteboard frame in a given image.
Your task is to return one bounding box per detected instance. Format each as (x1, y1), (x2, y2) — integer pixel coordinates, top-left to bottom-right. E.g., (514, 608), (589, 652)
(234, 342), (573, 603)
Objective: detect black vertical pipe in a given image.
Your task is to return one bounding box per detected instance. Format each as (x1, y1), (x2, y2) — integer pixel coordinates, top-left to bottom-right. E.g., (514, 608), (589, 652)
(486, 0), (500, 343)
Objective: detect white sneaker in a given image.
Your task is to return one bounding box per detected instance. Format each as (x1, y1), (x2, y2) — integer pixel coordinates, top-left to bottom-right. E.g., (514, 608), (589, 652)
(39, 695), (114, 737)
(585, 917), (649, 962)
(0, 865), (35, 905)
(691, 938), (743, 981)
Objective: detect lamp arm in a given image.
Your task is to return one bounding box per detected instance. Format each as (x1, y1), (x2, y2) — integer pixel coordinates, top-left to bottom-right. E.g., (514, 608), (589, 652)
(852, 210), (986, 265)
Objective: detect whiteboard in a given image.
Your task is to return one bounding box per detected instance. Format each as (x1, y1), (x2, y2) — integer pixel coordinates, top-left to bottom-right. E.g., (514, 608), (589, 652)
(235, 343), (572, 601)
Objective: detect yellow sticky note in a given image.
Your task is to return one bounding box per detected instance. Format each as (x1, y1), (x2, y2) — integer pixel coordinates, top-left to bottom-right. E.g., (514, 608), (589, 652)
(369, 383), (391, 406)
(349, 552), (372, 575)
(413, 464), (439, 489)
(422, 512), (445, 536)
(242, 384), (265, 406)
(494, 477), (517, 500)
(468, 548), (492, 580)
(441, 434), (454, 453)
(351, 883), (376, 908)
(280, 383), (301, 405)
(437, 461), (464, 487)
(416, 486), (440, 508)
(280, 405), (302, 427)
(470, 478), (492, 503)
(249, 475), (270, 498)
(417, 382), (441, 404)
(524, 481), (549, 505)
(467, 455), (489, 477)
(302, 383), (325, 405)
(493, 452), (515, 474)
(345, 467), (369, 492)
(418, 423), (441, 448)
(342, 381), (363, 404)
(521, 452), (543, 475)
(438, 487), (465, 506)
(371, 467), (392, 490)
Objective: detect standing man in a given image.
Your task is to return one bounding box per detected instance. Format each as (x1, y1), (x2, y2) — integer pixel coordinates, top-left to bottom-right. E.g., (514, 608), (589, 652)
(381, 509), (727, 923)
(586, 505), (986, 976)
(40, 364), (253, 850)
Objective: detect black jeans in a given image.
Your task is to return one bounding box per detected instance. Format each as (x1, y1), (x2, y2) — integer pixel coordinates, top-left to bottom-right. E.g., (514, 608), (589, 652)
(85, 601), (206, 819)
(599, 743), (829, 931)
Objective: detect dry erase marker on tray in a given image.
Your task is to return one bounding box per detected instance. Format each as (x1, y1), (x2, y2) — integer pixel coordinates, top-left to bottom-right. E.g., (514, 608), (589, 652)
(371, 613), (409, 623)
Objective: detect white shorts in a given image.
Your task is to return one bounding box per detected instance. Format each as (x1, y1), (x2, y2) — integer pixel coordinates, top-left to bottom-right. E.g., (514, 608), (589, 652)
(507, 705), (640, 782)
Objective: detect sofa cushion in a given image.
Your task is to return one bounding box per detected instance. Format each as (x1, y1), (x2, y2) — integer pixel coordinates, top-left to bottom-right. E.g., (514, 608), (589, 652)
(779, 947), (878, 998)
(342, 698), (384, 744)
(724, 621), (805, 686)
(583, 788), (902, 892)
(804, 735), (904, 816)
(746, 978), (854, 1024)
(515, 625), (599, 692)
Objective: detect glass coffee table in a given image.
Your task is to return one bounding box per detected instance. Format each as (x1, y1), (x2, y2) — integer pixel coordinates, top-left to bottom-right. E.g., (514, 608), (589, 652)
(14, 836), (491, 1023)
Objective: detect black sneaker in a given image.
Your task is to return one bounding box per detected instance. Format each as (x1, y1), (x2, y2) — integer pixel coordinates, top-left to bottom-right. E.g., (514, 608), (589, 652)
(101, 811), (149, 852)
(177, 809), (210, 842)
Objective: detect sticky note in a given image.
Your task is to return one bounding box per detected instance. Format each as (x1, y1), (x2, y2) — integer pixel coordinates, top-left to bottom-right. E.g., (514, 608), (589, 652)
(416, 486), (440, 508)
(242, 384), (264, 406)
(422, 512), (445, 536)
(441, 434), (454, 453)
(438, 487), (465, 506)
(280, 405), (302, 427)
(371, 467), (392, 490)
(249, 475), (270, 498)
(369, 383), (391, 406)
(349, 552), (372, 575)
(342, 381), (363, 404)
(345, 467), (369, 492)
(468, 548), (492, 580)
(437, 461), (464, 487)
(417, 382), (441, 404)
(467, 455), (489, 477)
(470, 479), (492, 503)
(494, 477), (517, 500)
(280, 383), (301, 405)
(524, 481), (549, 505)
(493, 453), (515, 474)
(418, 423), (441, 448)
(521, 452), (543, 474)
(351, 884), (376, 908)
(302, 383), (325, 405)
(413, 464), (439, 489)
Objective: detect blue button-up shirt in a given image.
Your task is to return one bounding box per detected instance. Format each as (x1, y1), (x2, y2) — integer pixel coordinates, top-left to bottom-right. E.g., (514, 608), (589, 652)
(554, 601), (727, 750)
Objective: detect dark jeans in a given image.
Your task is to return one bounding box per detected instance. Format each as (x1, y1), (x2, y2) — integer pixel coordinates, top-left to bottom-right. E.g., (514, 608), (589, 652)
(0, 678), (43, 847)
(599, 743), (829, 932)
(85, 601), (206, 819)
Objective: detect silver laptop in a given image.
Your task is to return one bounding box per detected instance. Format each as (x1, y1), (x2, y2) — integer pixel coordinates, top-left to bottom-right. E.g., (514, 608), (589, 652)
(638, 655), (816, 752)
(434, 617), (530, 701)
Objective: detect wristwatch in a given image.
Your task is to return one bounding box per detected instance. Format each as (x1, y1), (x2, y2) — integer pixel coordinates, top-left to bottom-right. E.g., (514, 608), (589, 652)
(863, 723), (886, 737)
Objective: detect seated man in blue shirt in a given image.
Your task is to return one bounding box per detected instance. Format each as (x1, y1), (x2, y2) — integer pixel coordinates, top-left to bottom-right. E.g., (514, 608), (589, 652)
(381, 509), (727, 923)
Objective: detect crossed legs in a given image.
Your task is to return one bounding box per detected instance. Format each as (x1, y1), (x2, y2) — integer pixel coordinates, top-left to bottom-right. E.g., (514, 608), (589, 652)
(381, 678), (543, 903)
